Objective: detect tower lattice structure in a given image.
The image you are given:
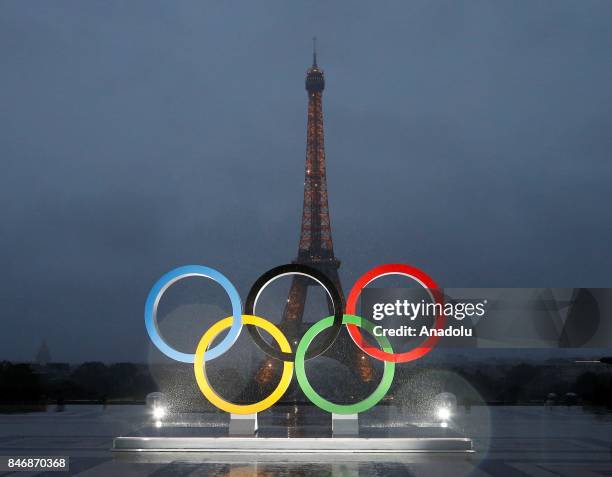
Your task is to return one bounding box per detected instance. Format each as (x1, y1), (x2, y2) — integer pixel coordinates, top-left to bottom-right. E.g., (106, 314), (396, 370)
(256, 44), (373, 389)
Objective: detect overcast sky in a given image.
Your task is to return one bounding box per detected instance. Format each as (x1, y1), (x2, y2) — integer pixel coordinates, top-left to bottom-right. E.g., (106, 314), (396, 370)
(2, 1), (612, 362)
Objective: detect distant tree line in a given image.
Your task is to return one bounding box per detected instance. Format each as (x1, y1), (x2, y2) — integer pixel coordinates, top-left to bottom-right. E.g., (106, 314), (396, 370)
(0, 360), (610, 411)
(0, 361), (155, 410)
(391, 363), (612, 408)
(0, 362), (45, 412)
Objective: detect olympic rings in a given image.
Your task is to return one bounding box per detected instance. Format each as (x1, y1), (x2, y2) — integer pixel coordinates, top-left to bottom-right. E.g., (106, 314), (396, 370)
(295, 315), (395, 414)
(194, 315), (293, 415)
(345, 263), (446, 363)
(144, 262), (444, 415)
(144, 265), (243, 363)
(244, 264), (343, 361)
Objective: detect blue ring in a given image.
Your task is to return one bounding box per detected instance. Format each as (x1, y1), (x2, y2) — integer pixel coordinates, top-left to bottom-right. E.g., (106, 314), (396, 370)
(144, 265), (243, 363)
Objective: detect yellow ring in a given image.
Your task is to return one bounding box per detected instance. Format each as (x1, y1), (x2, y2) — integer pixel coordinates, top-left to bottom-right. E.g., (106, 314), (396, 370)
(193, 314), (293, 415)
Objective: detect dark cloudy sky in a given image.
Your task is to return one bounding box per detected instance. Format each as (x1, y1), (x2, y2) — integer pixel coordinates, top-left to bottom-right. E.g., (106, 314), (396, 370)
(2, 1), (612, 362)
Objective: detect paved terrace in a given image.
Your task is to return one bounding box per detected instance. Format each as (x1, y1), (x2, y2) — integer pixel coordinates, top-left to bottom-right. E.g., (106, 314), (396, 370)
(0, 405), (610, 476)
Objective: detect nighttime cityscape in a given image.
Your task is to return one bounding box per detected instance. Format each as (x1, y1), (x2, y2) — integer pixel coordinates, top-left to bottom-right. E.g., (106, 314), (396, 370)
(1, 2), (612, 476)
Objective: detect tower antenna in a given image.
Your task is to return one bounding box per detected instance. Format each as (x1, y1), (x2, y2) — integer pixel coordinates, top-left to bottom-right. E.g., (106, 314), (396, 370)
(312, 37), (317, 67)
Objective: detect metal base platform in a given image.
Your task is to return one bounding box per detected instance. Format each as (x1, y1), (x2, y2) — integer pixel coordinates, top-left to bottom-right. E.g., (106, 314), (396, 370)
(113, 436), (473, 453)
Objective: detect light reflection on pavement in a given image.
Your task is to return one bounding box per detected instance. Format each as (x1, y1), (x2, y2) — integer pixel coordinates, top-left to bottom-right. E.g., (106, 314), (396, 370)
(0, 405), (610, 476)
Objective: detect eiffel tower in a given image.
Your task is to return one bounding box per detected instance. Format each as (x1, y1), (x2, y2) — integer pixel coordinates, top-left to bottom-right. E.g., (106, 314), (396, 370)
(255, 41), (373, 394)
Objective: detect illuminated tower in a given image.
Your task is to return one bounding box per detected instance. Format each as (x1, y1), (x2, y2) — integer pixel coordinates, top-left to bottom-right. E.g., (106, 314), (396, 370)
(257, 41), (373, 386)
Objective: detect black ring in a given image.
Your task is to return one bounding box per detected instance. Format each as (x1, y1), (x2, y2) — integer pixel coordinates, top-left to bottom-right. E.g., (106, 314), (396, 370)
(244, 263), (344, 362)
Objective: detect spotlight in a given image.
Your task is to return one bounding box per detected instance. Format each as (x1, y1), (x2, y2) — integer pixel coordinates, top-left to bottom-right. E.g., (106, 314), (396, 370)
(152, 406), (166, 420)
(433, 392), (456, 425)
(436, 407), (451, 422)
(154, 420), (162, 428)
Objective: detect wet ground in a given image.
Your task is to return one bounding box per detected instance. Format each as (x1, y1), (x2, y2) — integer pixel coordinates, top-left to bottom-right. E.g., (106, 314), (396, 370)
(0, 404), (611, 476)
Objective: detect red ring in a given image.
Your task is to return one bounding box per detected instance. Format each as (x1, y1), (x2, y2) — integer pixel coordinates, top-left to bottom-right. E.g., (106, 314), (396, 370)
(346, 263), (445, 363)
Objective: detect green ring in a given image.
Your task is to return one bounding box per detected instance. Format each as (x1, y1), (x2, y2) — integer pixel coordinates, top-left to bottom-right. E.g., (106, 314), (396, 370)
(295, 314), (395, 414)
